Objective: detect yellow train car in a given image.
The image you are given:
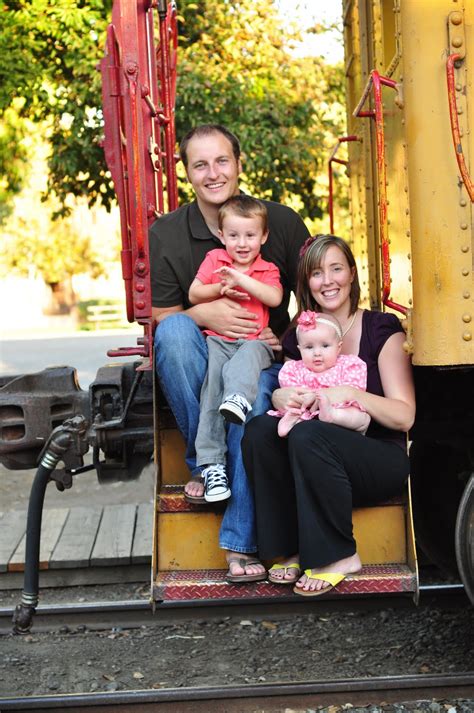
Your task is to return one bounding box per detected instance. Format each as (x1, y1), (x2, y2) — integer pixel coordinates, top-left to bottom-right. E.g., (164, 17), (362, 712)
(338, 0), (473, 597)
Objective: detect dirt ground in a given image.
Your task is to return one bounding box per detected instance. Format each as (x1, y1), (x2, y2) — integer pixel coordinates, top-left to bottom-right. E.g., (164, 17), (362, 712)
(0, 596), (473, 699)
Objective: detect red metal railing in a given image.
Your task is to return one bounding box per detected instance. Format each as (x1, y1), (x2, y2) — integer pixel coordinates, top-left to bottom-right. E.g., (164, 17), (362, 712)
(446, 53), (474, 202)
(353, 70), (407, 315)
(328, 135), (360, 235)
(100, 0), (178, 362)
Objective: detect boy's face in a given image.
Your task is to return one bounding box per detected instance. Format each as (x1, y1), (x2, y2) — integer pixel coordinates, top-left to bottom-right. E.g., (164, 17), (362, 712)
(219, 215), (268, 268)
(297, 325), (342, 373)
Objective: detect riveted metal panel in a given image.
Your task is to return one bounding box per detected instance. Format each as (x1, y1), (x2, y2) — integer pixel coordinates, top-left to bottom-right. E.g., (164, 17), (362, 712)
(401, 0), (473, 365)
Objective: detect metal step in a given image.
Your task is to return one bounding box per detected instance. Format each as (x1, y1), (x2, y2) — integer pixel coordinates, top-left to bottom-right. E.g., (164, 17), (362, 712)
(152, 564), (417, 602)
(156, 487), (409, 571)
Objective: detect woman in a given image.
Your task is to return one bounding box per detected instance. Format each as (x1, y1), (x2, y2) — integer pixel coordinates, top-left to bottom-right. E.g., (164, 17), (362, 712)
(241, 234), (415, 595)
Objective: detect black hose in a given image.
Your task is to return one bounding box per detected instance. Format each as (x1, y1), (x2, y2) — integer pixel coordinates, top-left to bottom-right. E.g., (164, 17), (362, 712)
(12, 424), (83, 634)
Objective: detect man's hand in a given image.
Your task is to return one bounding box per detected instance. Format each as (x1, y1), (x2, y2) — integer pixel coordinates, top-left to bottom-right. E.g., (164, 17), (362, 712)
(194, 298), (260, 339)
(258, 326), (281, 352)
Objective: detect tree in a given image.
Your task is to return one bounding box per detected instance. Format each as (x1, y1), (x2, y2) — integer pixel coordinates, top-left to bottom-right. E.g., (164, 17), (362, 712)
(1, 0), (346, 224)
(175, 0), (346, 222)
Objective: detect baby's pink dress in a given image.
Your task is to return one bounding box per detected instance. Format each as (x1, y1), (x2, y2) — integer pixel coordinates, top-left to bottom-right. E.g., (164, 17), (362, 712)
(268, 354), (367, 421)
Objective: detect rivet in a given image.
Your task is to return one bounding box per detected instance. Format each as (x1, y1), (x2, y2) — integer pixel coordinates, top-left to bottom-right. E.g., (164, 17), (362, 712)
(450, 11), (463, 25)
(460, 198), (467, 206)
(455, 83), (462, 91)
(406, 230), (411, 237)
(457, 106), (463, 115)
(462, 314), (472, 323)
(451, 36), (463, 48)
(461, 245), (470, 253)
(408, 299), (413, 305)
(408, 275), (412, 282)
(136, 282), (145, 293)
(460, 222), (468, 230)
(405, 209), (410, 215)
(407, 253), (411, 259)
(135, 300), (145, 310)
(463, 291), (471, 299)
(462, 268), (469, 276)
(404, 186), (408, 192)
(462, 331), (472, 342)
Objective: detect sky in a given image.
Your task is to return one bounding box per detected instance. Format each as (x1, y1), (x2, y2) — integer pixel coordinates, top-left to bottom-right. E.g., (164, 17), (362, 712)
(275, 1), (344, 62)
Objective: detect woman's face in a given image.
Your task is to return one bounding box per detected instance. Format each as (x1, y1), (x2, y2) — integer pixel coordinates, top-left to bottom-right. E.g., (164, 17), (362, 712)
(308, 245), (355, 314)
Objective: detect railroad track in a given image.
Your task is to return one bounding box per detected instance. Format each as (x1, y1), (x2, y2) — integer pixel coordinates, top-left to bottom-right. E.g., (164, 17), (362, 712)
(0, 673), (473, 711)
(0, 582), (466, 634)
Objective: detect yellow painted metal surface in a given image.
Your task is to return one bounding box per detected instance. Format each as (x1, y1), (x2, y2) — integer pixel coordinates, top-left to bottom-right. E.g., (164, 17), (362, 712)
(158, 504), (407, 571)
(160, 429), (189, 484)
(400, 0), (473, 364)
(158, 513), (227, 570)
(353, 504), (406, 564)
(345, 0), (473, 364)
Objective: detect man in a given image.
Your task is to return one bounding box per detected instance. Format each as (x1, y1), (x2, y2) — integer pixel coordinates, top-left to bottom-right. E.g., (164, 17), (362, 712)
(149, 124), (309, 582)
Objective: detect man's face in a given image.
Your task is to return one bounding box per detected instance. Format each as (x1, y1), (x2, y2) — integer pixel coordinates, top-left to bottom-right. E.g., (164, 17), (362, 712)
(184, 132), (242, 211)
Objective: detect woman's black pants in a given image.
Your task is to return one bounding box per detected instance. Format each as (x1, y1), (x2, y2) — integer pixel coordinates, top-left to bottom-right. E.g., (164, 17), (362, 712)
(241, 415), (410, 571)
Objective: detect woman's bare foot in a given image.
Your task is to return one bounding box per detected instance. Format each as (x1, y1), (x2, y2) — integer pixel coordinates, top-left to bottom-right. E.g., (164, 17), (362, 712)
(268, 555), (300, 583)
(225, 551), (266, 579)
(294, 553), (362, 593)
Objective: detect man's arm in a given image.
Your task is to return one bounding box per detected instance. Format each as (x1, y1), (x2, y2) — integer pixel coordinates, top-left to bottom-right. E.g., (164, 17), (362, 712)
(152, 300), (263, 340)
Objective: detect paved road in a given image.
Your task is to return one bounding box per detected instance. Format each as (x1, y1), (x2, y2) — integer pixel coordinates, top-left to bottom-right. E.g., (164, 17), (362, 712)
(0, 329), (155, 510)
(1, 329), (142, 389)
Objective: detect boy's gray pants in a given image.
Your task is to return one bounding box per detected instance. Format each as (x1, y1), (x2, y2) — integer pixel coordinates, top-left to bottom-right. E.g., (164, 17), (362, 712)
(195, 336), (273, 467)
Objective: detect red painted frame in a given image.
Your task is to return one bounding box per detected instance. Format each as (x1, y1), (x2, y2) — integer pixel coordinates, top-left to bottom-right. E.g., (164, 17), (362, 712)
(446, 53), (474, 202)
(100, 0), (178, 361)
(328, 135), (360, 235)
(353, 70), (407, 315)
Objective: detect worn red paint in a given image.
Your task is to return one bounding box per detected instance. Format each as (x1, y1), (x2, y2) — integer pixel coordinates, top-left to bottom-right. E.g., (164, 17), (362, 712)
(100, 0), (178, 359)
(353, 71), (407, 315)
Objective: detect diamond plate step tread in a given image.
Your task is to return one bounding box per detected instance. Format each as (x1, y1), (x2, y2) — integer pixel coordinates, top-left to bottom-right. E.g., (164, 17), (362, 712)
(153, 564), (417, 601)
(158, 486), (406, 513)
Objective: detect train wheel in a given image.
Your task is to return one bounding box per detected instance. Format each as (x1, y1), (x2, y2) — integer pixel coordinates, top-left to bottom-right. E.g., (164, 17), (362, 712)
(410, 440), (468, 576)
(455, 474), (474, 605)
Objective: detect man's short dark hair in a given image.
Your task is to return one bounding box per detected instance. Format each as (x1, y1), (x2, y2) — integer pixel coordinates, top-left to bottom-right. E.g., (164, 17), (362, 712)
(179, 124), (241, 168)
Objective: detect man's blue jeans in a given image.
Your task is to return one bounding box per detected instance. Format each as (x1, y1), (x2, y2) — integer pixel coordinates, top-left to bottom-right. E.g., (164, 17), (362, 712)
(154, 313), (280, 553)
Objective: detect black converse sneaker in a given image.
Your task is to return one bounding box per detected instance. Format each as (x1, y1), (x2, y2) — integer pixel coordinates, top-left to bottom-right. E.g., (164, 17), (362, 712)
(219, 393), (252, 425)
(203, 464), (231, 503)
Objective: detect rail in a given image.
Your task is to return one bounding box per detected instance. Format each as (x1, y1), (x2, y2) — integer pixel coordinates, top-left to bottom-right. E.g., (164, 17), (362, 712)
(0, 673), (472, 711)
(328, 135), (360, 234)
(446, 53), (474, 202)
(353, 70), (407, 315)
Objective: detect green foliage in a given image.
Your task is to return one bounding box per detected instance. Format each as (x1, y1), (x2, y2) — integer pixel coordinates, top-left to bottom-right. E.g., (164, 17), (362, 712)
(175, 0), (346, 220)
(1, 0), (346, 225)
(0, 104), (29, 222)
(1, 0), (112, 217)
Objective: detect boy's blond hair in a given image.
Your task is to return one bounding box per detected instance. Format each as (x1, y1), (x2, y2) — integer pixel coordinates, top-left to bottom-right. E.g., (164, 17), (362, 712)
(218, 195), (268, 233)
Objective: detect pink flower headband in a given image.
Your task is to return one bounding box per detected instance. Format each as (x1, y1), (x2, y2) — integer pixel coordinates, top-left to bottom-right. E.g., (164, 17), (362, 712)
(297, 310), (343, 340)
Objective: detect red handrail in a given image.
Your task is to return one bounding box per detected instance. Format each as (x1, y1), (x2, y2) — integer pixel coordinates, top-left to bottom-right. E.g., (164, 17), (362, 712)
(328, 135), (360, 234)
(353, 70), (407, 315)
(446, 53), (474, 202)
(100, 0), (178, 361)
